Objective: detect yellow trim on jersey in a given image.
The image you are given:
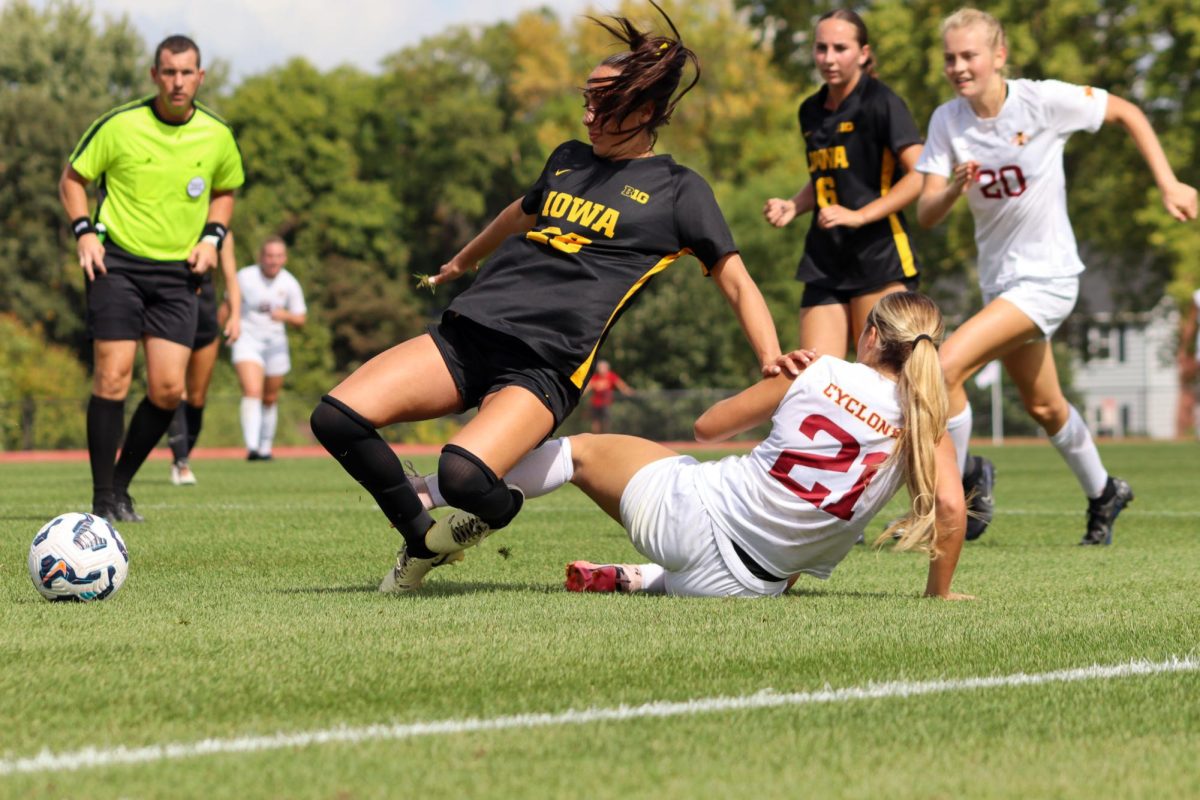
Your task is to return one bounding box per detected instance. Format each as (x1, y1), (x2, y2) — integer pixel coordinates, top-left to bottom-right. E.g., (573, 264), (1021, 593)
(569, 249), (689, 388)
(879, 150), (917, 278)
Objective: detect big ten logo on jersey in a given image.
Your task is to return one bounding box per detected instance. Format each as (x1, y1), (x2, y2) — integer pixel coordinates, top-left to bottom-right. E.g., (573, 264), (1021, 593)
(621, 185), (649, 204)
(978, 165), (1027, 199)
(539, 191), (620, 238)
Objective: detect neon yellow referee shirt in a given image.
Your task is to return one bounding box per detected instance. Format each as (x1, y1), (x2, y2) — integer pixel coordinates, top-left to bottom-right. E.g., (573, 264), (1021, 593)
(70, 96), (245, 262)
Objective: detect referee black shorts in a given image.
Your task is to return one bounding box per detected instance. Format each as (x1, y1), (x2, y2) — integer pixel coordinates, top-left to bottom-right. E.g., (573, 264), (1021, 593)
(428, 312), (581, 431)
(85, 246), (199, 346)
(192, 278), (220, 349)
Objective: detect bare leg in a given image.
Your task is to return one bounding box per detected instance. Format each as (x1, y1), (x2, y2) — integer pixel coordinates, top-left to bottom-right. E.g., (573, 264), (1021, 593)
(567, 433), (681, 522)
(848, 281), (911, 348)
(798, 303), (851, 359)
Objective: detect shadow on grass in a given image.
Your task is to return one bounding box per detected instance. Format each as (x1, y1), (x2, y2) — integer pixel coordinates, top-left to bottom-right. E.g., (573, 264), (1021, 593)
(785, 587), (906, 600)
(276, 580), (550, 596)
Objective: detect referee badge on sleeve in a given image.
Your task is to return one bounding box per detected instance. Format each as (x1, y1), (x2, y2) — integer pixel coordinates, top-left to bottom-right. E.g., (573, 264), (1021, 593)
(187, 176), (206, 198)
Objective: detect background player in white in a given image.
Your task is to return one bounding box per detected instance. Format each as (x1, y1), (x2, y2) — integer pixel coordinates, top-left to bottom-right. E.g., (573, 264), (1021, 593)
(415, 292), (970, 599)
(232, 236), (306, 460)
(915, 8), (1197, 545)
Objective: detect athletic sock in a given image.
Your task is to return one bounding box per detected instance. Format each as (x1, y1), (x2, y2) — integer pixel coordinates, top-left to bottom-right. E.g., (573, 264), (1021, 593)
(166, 404), (188, 464)
(259, 403), (278, 456)
(240, 397), (263, 454)
(310, 395), (436, 556)
(87, 395), (125, 499)
(947, 405), (973, 476)
(184, 402), (204, 455)
(637, 563), (666, 594)
(498, 437), (574, 499)
(113, 397), (176, 492)
(1049, 405), (1108, 498)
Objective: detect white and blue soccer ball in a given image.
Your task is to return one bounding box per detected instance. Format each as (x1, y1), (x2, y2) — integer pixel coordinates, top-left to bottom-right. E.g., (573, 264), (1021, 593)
(27, 512), (129, 602)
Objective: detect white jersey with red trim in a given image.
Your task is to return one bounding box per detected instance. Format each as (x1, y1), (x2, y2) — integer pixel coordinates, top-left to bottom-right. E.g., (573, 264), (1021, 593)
(916, 79), (1108, 292)
(692, 355), (905, 580)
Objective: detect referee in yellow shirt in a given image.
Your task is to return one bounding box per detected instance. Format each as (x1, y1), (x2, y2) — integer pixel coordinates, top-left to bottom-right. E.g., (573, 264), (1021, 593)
(59, 35), (244, 522)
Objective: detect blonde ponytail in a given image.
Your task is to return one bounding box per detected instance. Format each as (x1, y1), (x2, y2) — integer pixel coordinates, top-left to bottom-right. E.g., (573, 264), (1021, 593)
(865, 293), (949, 557)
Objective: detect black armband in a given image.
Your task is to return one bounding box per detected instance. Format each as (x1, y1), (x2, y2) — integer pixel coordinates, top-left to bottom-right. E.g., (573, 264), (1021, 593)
(200, 221), (228, 249)
(71, 217), (97, 239)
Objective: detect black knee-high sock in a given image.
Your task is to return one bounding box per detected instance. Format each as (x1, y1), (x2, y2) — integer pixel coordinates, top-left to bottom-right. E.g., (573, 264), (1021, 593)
(88, 395), (125, 501)
(166, 404), (189, 464)
(184, 402), (204, 455)
(113, 397), (176, 492)
(310, 395), (436, 556)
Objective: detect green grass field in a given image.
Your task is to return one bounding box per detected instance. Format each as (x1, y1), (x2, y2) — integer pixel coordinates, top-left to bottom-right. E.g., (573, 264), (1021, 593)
(2, 442), (1198, 798)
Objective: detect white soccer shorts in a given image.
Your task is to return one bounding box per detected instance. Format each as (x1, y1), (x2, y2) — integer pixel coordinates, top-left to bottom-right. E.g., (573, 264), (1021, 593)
(619, 455), (787, 598)
(231, 332), (291, 376)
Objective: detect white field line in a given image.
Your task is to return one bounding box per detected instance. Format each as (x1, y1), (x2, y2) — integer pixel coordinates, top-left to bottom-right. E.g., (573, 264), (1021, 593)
(2, 656), (1196, 777)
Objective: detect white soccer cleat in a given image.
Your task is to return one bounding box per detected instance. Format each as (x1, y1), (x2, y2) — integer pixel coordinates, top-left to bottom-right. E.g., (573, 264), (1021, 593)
(379, 547), (464, 593)
(423, 510), (492, 554)
(171, 462), (197, 486)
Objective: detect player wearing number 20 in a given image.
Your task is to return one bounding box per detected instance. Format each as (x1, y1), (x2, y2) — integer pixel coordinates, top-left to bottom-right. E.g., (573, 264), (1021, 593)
(487, 292), (968, 598)
(916, 8), (1198, 545)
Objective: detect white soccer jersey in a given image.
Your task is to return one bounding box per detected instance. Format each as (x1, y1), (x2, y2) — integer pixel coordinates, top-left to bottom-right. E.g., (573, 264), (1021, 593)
(692, 356), (906, 580)
(916, 79), (1108, 292)
(237, 265), (306, 340)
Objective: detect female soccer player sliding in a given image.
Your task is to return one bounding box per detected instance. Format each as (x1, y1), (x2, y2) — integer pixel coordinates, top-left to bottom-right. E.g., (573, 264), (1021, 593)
(423, 292), (971, 599)
(915, 8), (1197, 545)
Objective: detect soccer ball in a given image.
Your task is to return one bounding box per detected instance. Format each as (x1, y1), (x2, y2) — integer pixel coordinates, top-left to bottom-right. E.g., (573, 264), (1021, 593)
(27, 512), (129, 602)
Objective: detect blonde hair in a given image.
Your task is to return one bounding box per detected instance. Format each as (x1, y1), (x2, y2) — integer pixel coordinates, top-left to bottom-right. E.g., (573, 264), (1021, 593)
(941, 7), (1007, 52)
(865, 293), (949, 557)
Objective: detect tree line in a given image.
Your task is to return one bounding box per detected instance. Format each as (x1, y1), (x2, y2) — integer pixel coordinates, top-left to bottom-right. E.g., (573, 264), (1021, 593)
(0, 0), (1194, 447)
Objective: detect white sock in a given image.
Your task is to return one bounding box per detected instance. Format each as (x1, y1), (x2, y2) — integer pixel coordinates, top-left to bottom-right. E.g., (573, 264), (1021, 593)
(421, 438), (573, 510)
(258, 403), (278, 456)
(240, 397), (262, 453)
(1049, 406), (1108, 498)
(500, 437), (575, 499)
(636, 563), (666, 594)
(947, 405), (973, 475)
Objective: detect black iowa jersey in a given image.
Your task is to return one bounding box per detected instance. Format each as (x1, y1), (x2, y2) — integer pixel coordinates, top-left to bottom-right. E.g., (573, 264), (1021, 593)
(449, 140), (737, 388)
(796, 75), (922, 292)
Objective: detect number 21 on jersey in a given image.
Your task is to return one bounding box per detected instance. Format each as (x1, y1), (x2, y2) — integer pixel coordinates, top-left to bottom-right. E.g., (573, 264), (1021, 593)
(768, 413), (887, 521)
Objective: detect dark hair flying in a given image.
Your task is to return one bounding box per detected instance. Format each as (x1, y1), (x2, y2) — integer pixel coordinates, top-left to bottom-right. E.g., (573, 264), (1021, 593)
(585, 1), (700, 145)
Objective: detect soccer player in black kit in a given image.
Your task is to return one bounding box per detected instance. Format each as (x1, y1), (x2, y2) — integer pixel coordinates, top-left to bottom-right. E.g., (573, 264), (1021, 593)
(310, 2), (797, 592)
(764, 9), (924, 360)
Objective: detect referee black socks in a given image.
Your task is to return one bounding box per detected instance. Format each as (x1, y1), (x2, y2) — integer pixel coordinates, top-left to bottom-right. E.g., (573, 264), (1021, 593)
(87, 395), (125, 499)
(114, 397), (176, 492)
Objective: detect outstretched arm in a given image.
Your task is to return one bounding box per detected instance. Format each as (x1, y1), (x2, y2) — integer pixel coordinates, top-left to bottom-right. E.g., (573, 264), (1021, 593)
(430, 198), (538, 286)
(708, 252), (784, 377)
(1105, 93), (1198, 222)
(694, 373), (793, 443)
(924, 435), (971, 599)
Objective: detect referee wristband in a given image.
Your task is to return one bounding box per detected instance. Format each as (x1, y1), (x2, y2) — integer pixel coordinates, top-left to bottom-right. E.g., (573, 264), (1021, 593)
(200, 221), (228, 250)
(71, 217), (97, 239)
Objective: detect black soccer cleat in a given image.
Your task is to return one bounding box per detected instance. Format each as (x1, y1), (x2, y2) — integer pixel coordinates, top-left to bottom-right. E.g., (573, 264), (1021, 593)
(111, 491), (145, 523)
(962, 454), (996, 541)
(1081, 477), (1133, 546)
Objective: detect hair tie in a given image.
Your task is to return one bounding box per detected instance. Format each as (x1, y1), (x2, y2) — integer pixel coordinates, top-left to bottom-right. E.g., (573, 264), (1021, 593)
(912, 333), (934, 347)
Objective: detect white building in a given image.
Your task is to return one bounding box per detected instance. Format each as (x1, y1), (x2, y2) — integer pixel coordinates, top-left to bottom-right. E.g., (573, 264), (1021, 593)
(1069, 295), (1180, 439)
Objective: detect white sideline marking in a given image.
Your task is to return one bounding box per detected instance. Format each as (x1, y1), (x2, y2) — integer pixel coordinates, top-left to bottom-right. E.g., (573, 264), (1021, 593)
(1, 656), (1196, 777)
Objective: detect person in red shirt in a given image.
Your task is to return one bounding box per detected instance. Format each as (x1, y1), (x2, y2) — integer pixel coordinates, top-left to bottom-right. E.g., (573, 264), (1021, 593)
(582, 360), (634, 433)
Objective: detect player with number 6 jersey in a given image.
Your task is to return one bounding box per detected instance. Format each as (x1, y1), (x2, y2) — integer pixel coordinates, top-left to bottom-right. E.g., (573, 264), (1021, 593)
(412, 292), (970, 599)
(916, 8), (1197, 546)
